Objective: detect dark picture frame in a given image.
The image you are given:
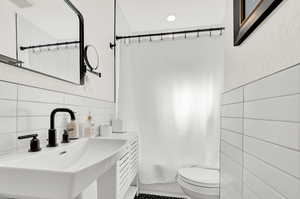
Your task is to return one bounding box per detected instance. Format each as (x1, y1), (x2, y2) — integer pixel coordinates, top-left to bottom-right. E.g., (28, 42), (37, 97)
(234, 0), (283, 46)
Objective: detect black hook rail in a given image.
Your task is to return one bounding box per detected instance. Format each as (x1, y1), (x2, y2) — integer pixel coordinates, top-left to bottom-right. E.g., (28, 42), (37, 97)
(20, 41), (80, 51)
(116, 27), (225, 40)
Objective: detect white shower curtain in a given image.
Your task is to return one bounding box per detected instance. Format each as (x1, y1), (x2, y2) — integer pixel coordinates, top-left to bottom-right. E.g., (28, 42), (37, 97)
(117, 36), (224, 184)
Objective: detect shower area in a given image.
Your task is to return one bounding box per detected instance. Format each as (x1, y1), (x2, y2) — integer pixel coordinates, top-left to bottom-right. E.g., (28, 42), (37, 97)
(115, 26), (224, 195)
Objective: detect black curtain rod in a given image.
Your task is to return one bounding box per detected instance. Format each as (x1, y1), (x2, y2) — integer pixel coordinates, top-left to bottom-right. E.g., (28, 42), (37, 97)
(116, 27), (225, 40)
(20, 41), (80, 51)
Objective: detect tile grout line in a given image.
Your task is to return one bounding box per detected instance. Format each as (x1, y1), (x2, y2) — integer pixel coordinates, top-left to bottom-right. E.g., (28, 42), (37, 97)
(221, 151), (289, 199)
(244, 150), (300, 181)
(222, 62), (300, 94)
(222, 138), (300, 181)
(244, 92), (300, 103)
(244, 134), (300, 153)
(0, 78), (115, 104)
(222, 127), (300, 153)
(16, 85), (19, 151)
(242, 87), (245, 199)
(243, 165), (289, 199)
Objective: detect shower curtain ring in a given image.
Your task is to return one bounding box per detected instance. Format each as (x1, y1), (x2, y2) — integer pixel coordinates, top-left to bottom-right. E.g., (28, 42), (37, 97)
(220, 29), (223, 36)
(197, 31), (200, 38)
(184, 33), (187, 39)
(210, 31), (212, 37)
(149, 36), (152, 42)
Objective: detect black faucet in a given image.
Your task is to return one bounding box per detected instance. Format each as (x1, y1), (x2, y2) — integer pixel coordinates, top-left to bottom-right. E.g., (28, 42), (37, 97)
(47, 108), (76, 147)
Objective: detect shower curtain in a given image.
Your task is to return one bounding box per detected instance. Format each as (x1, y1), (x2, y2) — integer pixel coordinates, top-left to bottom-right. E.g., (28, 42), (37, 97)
(117, 36), (224, 184)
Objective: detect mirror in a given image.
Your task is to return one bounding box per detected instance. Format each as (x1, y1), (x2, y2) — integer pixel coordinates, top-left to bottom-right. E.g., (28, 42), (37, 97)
(234, 0), (283, 46)
(16, 0), (84, 84)
(243, 0), (262, 20)
(84, 45), (99, 71)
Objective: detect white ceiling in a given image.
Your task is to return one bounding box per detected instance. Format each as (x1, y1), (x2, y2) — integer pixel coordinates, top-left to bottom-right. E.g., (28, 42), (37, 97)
(117, 0), (226, 33)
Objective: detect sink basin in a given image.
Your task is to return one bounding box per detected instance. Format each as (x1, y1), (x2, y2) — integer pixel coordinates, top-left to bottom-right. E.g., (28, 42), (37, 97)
(0, 137), (127, 199)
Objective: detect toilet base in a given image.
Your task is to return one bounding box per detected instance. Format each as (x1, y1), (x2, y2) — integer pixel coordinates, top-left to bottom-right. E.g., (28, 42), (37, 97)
(177, 177), (219, 199)
(180, 186), (219, 199)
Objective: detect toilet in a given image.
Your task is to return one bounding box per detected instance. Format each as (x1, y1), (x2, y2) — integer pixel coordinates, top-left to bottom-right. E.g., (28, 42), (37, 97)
(176, 167), (220, 199)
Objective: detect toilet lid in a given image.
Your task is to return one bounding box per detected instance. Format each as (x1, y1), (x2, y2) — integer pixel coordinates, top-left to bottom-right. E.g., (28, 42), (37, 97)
(178, 167), (219, 188)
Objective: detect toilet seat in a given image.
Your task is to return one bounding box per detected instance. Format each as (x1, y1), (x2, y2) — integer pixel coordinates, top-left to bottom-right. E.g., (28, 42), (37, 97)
(177, 167), (219, 188)
(177, 167), (220, 198)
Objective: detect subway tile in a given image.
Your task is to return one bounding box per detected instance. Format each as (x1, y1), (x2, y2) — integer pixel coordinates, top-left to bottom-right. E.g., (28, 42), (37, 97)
(221, 141), (243, 165)
(221, 117), (243, 133)
(243, 185), (260, 199)
(244, 169), (286, 199)
(244, 136), (300, 178)
(244, 66), (300, 101)
(0, 133), (16, 152)
(221, 103), (243, 118)
(244, 94), (300, 122)
(220, 154), (243, 199)
(18, 86), (65, 104)
(0, 81), (17, 100)
(17, 116), (65, 132)
(0, 81), (114, 157)
(222, 88), (244, 105)
(0, 99), (16, 117)
(244, 119), (300, 150)
(17, 101), (61, 116)
(244, 154), (300, 199)
(221, 129), (243, 149)
(0, 117), (16, 134)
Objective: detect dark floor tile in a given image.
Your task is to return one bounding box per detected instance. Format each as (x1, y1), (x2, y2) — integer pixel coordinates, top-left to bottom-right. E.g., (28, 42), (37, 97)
(135, 193), (185, 199)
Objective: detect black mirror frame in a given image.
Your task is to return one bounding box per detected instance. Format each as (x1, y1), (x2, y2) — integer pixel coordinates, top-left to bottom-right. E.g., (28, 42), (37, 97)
(234, 0), (283, 46)
(64, 0), (86, 85)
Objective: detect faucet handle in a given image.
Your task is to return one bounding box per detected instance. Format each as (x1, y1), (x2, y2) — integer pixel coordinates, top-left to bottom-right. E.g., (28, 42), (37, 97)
(62, 129), (70, 144)
(18, 134), (41, 152)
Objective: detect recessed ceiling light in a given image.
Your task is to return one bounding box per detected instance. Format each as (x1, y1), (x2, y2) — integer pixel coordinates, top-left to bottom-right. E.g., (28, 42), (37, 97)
(166, 15), (176, 22)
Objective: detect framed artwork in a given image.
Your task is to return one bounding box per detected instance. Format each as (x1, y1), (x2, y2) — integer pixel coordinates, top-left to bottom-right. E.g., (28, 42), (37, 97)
(234, 0), (283, 46)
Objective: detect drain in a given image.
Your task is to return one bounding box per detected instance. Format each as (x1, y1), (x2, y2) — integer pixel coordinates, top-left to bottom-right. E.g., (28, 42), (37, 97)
(59, 151), (67, 155)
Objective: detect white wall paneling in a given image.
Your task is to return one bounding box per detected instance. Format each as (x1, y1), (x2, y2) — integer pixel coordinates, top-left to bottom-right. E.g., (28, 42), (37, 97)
(220, 64), (300, 199)
(0, 80), (114, 155)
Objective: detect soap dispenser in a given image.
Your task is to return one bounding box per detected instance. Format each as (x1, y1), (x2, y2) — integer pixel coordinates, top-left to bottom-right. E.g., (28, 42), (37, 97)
(83, 113), (95, 137)
(67, 120), (78, 139)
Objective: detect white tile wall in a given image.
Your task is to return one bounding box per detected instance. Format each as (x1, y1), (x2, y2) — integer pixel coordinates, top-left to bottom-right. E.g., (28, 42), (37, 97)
(220, 64), (300, 199)
(0, 81), (115, 154)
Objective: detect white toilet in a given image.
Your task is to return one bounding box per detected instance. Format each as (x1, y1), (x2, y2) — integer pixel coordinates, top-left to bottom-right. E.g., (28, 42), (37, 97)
(177, 167), (220, 199)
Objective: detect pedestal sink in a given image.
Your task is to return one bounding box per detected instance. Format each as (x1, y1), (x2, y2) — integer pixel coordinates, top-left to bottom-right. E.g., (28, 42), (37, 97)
(0, 137), (127, 199)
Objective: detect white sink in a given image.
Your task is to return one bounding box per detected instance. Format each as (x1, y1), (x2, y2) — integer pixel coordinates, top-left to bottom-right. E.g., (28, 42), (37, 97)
(0, 137), (127, 199)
